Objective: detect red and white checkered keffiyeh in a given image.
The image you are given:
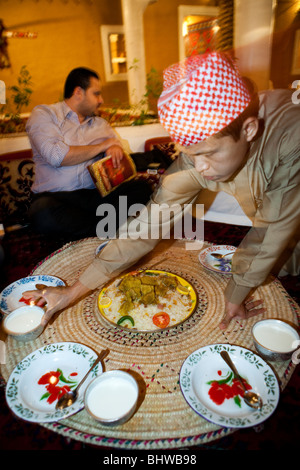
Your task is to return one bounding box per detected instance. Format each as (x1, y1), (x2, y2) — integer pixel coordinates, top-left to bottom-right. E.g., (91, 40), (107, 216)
(157, 52), (251, 146)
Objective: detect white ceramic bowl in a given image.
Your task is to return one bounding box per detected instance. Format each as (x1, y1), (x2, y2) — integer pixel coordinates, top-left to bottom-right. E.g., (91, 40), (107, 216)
(252, 319), (300, 361)
(2, 305), (45, 342)
(84, 370), (139, 425)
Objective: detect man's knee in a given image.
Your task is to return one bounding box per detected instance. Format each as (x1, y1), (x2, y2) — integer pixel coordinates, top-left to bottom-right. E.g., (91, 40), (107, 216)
(28, 196), (61, 234)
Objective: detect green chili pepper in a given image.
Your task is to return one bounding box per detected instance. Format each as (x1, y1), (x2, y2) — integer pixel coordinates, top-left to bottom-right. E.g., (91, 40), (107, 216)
(117, 315), (135, 326)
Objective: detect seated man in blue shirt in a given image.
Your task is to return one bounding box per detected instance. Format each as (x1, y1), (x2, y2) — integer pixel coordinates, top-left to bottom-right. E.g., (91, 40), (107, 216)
(26, 67), (152, 240)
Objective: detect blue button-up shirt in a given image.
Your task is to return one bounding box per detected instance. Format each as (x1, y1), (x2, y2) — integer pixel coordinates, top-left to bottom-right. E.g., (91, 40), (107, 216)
(26, 101), (119, 193)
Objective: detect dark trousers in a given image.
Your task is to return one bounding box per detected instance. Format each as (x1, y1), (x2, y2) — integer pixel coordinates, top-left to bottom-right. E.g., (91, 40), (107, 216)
(28, 179), (152, 241)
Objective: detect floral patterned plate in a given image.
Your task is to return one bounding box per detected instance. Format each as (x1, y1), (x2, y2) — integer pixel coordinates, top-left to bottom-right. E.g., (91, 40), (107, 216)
(5, 342), (102, 423)
(95, 240), (109, 256)
(180, 343), (280, 428)
(0, 275), (65, 315)
(198, 245), (236, 275)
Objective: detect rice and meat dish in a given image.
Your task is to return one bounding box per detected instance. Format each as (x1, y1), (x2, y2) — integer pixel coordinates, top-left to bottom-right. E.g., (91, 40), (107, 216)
(98, 270), (196, 331)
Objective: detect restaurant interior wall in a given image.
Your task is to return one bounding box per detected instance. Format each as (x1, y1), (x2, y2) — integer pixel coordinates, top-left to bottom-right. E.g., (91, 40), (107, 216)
(1, 0), (221, 112)
(143, 0), (219, 85)
(0, 0), (128, 110)
(144, 0), (300, 93)
(270, 0), (300, 88)
(1, 0), (299, 115)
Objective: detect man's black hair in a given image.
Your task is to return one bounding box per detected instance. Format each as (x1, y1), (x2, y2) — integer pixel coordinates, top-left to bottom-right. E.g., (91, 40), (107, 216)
(64, 67), (99, 99)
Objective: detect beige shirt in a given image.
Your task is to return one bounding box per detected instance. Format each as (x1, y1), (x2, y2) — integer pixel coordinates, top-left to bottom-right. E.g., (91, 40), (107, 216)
(79, 90), (300, 304)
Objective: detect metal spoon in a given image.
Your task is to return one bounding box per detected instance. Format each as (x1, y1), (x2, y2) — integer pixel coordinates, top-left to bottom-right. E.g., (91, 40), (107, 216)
(56, 348), (109, 410)
(210, 251), (235, 260)
(220, 350), (263, 410)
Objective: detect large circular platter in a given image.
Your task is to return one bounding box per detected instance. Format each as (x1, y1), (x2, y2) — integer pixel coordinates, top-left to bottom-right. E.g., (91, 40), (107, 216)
(97, 269), (198, 332)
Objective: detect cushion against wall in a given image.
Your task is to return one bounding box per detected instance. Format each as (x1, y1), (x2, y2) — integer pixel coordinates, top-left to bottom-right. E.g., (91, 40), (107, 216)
(132, 138), (181, 190)
(130, 148), (174, 171)
(0, 150), (34, 226)
(144, 138), (181, 164)
(144, 136), (172, 151)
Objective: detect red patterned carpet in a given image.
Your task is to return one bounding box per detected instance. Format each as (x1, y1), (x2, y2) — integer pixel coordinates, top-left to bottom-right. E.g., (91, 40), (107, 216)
(0, 221), (299, 451)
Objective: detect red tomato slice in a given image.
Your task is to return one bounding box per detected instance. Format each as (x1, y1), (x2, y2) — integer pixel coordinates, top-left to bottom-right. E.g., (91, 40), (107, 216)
(152, 312), (170, 328)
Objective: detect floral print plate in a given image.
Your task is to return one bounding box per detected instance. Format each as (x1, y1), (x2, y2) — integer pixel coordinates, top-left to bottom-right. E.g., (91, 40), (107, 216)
(5, 342), (102, 423)
(95, 239), (109, 256)
(198, 245), (236, 275)
(0, 275), (65, 315)
(180, 343), (280, 428)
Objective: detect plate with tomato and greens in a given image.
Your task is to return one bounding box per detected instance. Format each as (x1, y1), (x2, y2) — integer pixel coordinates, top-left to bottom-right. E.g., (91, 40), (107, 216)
(97, 269), (197, 332)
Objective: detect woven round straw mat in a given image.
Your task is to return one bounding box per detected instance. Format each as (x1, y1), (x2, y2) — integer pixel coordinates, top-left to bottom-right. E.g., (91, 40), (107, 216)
(2, 238), (299, 450)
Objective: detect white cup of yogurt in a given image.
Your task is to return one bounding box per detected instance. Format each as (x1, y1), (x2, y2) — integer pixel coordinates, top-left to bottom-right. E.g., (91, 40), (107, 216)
(252, 318), (300, 361)
(2, 305), (45, 342)
(84, 370), (139, 425)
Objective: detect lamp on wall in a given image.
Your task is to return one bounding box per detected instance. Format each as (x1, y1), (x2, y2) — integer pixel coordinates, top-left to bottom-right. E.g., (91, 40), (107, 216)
(0, 19), (37, 69)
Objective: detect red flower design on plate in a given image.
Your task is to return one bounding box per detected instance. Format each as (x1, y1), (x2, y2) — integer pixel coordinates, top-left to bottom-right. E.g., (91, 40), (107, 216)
(207, 370), (252, 407)
(38, 369), (78, 405)
(19, 296), (31, 305)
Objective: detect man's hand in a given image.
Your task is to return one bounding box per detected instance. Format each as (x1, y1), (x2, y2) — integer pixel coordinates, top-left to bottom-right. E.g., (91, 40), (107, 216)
(219, 296), (266, 330)
(105, 143), (124, 168)
(22, 281), (91, 326)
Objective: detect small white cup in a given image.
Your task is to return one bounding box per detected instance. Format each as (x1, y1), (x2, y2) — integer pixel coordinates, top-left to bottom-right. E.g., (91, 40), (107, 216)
(84, 370), (139, 425)
(2, 305), (45, 342)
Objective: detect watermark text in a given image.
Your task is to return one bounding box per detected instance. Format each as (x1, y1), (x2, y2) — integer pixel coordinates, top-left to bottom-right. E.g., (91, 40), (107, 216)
(96, 197), (204, 242)
(291, 79), (300, 104)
